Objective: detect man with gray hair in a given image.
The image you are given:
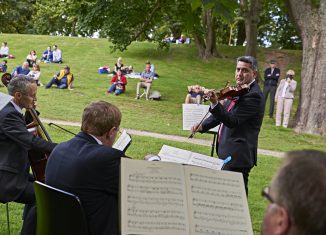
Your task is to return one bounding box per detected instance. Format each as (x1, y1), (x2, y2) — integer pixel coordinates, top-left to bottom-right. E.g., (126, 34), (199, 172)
(46, 101), (127, 235)
(191, 56), (265, 195)
(0, 75), (56, 234)
(261, 150), (326, 235)
(12, 61), (30, 77)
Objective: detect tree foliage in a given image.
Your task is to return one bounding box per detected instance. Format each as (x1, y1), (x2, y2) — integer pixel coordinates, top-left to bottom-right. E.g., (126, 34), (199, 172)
(0, 0), (35, 34)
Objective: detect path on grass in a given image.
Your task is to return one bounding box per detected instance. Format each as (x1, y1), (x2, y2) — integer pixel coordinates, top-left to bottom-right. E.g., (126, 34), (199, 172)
(42, 118), (285, 158)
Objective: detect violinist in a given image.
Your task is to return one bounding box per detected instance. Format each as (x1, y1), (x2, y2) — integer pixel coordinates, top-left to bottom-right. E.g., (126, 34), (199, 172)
(0, 75), (56, 235)
(191, 56), (265, 196)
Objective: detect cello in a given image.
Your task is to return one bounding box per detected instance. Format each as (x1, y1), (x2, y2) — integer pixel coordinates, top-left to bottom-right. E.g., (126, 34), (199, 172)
(26, 107), (53, 182)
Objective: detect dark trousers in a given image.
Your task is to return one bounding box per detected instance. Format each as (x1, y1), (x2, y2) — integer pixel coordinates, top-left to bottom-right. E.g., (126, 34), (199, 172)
(222, 165), (252, 197)
(14, 176), (36, 235)
(263, 84), (277, 117)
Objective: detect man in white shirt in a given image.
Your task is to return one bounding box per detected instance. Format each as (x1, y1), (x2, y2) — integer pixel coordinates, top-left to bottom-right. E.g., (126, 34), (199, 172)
(52, 45), (62, 64)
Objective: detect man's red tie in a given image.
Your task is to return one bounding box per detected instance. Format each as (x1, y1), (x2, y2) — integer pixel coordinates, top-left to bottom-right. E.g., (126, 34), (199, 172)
(218, 98), (237, 143)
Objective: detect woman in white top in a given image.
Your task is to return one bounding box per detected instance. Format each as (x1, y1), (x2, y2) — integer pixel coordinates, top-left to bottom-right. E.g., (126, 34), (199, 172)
(26, 50), (37, 67)
(275, 69), (297, 128)
(0, 42), (9, 58)
(27, 63), (42, 86)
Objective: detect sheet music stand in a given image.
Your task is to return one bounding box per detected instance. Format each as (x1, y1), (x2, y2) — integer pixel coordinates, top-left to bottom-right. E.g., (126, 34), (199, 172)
(207, 131), (218, 157)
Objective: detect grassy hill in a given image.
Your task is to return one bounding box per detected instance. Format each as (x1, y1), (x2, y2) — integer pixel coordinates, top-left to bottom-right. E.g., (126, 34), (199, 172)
(0, 34), (325, 235)
(0, 34), (324, 152)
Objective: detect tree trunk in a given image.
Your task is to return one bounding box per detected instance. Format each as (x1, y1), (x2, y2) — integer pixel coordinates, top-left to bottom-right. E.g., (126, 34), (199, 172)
(287, 0), (326, 135)
(236, 20), (246, 46)
(240, 0), (261, 57)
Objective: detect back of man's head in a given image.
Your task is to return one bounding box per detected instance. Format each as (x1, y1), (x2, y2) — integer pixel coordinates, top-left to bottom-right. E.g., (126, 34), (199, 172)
(81, 101), (121, 136)
(273, 150), (326, 235)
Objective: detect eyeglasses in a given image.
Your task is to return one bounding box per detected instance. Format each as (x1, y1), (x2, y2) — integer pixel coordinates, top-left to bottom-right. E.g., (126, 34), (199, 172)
(261, 186), (275, 204)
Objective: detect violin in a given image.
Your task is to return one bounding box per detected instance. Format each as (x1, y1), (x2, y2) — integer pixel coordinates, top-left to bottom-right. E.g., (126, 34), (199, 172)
(189, 82), (250, 139)
(202, 82), (250, 102)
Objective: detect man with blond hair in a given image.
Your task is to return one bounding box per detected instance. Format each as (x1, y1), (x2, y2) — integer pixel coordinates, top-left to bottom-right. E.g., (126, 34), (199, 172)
(46, 101), (126, 235)
(261, 150), (326, 235)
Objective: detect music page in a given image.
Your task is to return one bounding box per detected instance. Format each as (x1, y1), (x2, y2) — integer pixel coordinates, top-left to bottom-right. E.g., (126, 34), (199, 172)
(184, 166), (253, 235)
(113, 130), (131, 152)
(120, 158), (190, 235)
(0, 92), (12, 111)
(182, 104), (219, 133)
(158, 145), (224, 170)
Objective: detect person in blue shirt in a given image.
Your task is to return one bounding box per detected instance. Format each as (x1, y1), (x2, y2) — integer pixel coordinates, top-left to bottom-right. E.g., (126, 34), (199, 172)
(135, 62), (155, 100)
(0, 59), (7, 72)
(39, 46), (53, 63)
(12, 62), (30, 77)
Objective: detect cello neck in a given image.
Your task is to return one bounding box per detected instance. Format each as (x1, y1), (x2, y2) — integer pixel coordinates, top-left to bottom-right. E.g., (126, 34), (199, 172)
(28, 108), (52, 142)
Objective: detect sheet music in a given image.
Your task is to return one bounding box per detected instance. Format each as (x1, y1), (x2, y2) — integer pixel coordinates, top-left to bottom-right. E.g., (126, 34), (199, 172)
(158, 145), (224, 171)
(113, 130), (131, 152)
(182, 104), (219, 133)
(121, 158), (190, 235)
(0, 92), (12, 111)
(184, 166), (253, 235)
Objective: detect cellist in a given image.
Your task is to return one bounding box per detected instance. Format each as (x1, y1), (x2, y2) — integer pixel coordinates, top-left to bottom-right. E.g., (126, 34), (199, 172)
(0, 75), (56, 235)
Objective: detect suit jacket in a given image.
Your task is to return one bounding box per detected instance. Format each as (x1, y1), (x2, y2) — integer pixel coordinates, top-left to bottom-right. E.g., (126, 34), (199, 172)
(264, 67), (281, 86)
(0, 102), (56, 202)
(202, 81), (265, 168)
(275, 78), (297, 99)
(45, 132), (125, 235)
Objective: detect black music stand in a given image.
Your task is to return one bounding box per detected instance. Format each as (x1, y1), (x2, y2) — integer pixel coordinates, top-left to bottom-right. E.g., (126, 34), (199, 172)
(207, 131), (218, 157)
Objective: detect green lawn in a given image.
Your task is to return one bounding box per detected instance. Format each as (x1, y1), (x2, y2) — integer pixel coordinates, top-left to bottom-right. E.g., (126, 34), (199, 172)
(0, 129), (282, 235)
(0, 34), (324, 234)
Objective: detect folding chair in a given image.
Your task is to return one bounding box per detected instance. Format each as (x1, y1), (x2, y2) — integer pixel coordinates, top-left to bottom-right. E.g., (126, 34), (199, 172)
(33, 181), (89, 235)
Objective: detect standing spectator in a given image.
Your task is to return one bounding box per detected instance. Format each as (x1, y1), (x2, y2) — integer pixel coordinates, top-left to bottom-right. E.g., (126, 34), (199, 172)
(45, 65), (74, 90)
(263, 60), (281, 118)
(0, 42), (9, 58)
(107, 69), (127, 96)
(39, 46), (53, 63)
(0, 59), (8, 73)
(135, 62), (155, 100)
(27, 64), (42, 86)
(275, 69), (297, 128)
(261, 150), (326, 235)
(52, 45), (62, 64)
(12, 62), (30, 77)
(26, 50), (37, 67)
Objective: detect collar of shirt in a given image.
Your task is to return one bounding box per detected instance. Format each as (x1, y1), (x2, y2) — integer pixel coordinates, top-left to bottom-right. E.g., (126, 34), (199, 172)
(89, 134), (103, 145)
(10, 100), (23, 114)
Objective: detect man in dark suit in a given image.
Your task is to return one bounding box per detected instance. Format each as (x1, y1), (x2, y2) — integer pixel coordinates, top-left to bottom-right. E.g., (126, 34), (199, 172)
(191, 56), (265, 195)
(0, 75), (56, 234)
(263, 60), (281, 118)
(46, 101), (126, 235)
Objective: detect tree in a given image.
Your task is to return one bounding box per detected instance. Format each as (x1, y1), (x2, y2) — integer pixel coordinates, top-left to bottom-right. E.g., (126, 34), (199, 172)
(286, 0), (326, 135)
(77, 0), (237, 59)
(239, 0), (261, 57)
(0, 0), (35, 34)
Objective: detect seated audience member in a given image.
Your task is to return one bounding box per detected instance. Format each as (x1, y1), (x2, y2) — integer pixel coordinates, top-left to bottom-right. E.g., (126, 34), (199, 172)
(0, 42), (9, 58)
(45, 101), (126, 235)
(135, 62), (155, 100)
(261, 149), (326, 235)
(275, 69), (297, 128)
(52, 45), (62, 64)
(176, 34), (185, 44)
(27, 64), (42, 86)
(45, 65), (74, 90)
(39, 46), (53, 63)
(26, 50), (37, 67)
(185, 85), (205, 104)
(0, 59), (8, 72)
(122, 65), (133, 75)
(114, 57), (124, 75)
(107, 69), (127, 96)
(12, 62), (30, 77)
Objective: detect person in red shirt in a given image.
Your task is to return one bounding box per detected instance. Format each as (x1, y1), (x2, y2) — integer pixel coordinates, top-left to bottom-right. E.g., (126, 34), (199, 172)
(107, 69), (127, 95)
